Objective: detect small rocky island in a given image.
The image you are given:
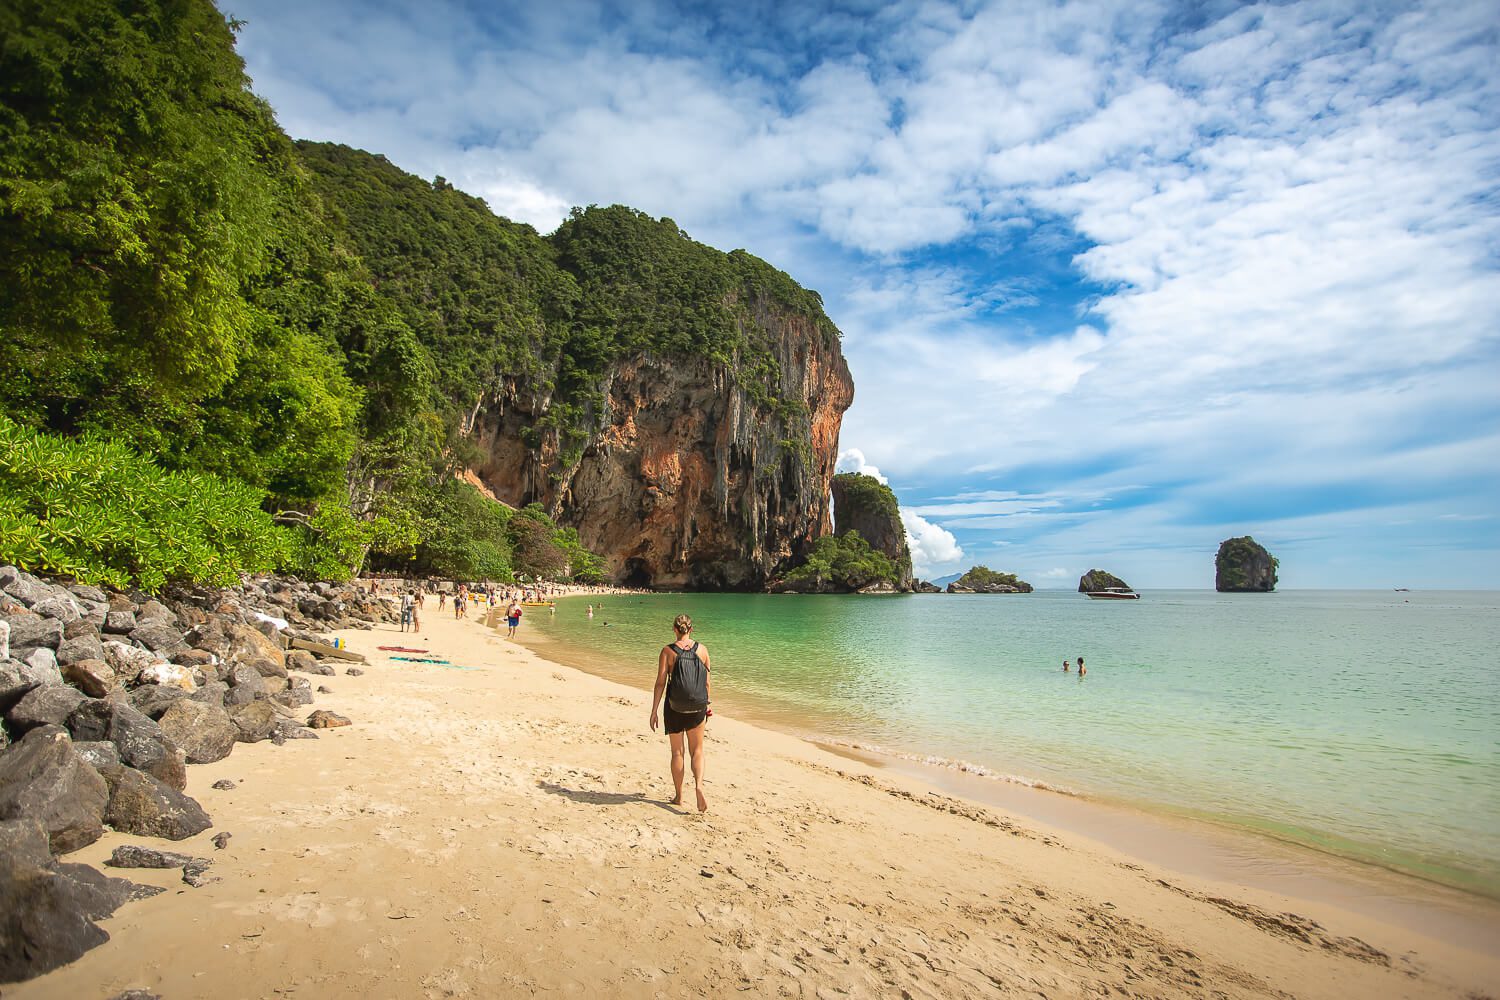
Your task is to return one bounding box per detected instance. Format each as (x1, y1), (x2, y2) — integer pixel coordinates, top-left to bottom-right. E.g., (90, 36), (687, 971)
(1215, 536), (1278, 592)
(947, 566), (1033, 594)
(1078, 569), (1132, 593)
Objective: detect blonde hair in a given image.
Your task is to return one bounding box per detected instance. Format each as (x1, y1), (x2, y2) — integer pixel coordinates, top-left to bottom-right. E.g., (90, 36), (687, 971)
(672, 614), (693, 636)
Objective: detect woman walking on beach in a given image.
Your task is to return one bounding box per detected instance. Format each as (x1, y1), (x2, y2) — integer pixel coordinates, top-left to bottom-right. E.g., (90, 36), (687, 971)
(650, 614), (711, 812)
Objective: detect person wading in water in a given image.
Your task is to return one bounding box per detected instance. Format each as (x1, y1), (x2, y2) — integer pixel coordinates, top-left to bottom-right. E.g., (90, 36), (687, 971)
(650, 614), (712, 812)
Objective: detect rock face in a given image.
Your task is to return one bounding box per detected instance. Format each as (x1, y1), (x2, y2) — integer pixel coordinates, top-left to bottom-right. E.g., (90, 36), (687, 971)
(465, 309), (853, 591)
(1215, 536), (1278, 592)
(830, 473), (914, 591)
(1078, 569), (1131, 593)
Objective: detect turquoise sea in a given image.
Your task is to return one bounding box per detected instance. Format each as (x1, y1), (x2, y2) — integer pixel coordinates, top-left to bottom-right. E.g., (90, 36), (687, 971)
(527, 590), (1500, 899)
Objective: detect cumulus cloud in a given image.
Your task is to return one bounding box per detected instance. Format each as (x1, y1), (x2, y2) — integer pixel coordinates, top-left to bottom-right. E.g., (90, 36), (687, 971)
(835, 448), (887, 484)
(901, 510), (965, 579)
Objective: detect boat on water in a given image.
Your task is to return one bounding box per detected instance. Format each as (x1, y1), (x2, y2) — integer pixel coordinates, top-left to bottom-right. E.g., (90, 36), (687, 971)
(1085, 588), (1140, 600)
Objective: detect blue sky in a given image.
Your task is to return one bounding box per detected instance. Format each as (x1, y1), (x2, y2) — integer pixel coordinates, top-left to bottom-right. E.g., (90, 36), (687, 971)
(225, 0), (1500, 588)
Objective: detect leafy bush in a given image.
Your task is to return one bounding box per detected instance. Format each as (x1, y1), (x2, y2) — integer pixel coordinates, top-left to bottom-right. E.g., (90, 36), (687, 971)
(783, 531), (898, 591)
(0, 414), (288, 591)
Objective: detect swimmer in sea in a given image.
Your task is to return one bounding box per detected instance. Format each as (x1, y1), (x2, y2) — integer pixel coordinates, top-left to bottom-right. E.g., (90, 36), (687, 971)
(1077, 656), (1086, 677)
(1063, 660), (1070, 672)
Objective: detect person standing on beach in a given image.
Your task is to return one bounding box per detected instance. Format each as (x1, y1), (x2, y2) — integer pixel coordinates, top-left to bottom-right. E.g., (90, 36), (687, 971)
(400, 591), (414, 633)
(506, 600), (523, 638)
(650, 614), (712, 812)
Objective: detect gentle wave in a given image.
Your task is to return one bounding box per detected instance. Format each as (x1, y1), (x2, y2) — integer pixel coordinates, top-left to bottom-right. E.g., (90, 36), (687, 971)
(817, 737), (1080, 796)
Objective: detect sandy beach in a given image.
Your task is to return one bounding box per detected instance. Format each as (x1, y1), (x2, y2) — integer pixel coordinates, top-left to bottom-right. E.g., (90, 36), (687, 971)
(12, 608), (1499, 999)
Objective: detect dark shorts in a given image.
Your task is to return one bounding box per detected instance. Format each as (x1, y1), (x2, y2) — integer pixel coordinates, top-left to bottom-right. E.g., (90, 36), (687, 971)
(664, 705), (707, 735)
(507, 616), (520, 627)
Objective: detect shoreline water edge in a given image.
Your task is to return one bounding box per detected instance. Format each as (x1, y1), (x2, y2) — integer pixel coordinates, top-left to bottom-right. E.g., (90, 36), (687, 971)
(8, 584), (1499, 998)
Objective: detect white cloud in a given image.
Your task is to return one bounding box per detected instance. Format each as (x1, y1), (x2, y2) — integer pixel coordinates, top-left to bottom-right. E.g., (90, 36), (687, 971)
(835, 448), (888, 484)
(901, 510), (965, 579)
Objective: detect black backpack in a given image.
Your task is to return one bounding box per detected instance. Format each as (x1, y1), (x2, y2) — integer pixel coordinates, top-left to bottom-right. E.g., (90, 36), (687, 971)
(666, 642), (709, 713)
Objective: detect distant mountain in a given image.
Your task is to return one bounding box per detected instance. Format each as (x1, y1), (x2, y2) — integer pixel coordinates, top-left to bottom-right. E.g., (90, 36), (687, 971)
(928, 573), (962, 588)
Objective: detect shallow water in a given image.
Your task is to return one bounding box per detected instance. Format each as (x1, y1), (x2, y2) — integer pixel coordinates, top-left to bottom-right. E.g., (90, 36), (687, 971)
(530, 590), (1500, 898)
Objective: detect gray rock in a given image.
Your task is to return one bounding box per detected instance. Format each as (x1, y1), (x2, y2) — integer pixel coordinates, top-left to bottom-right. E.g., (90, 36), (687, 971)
(225, 661), (267, 694)
(246, 654), (288, 680)
(157, 699), (237, 764)
(102, 609), (137, 634)
(127, 619), (188, 656)
(0, 567), (52, 606)
(284, 649), (321, 673)
(61, 657), (115, 697)
(345, 667), (364, 677)
(271, 719), (319, 742)
(16, 645), (62, 686)
(229, 700), (277, 743)
(107, 990), (162, 1000)
(30, 594), (82, 624)
(190, 679), (229, 708)
(0, 619), (7, 660)
(222, 683), (258, 708)
(100, 765), (212, 841)
(272, 677), (314, 709)
(171, 647), (217, 669)
(7, 612), (62, 649)
(317, 685), (333, 694)
(106, 844), (196, 869)
(0, 851), (111, 980)
(211, 779), (236, 790)
(212, 831), (232, 849)
(0, 817), (53, 868)
(73, 740), (121, 774)
(66, 699), (187, 792)
(56, 632), (105, 667)
(68, 584), (107, 604)
(0, 726), (109, 854)
(184, 620), (229, 658)
(6, 684), (87, 735)
(128, 683), (191, 720)
(182, 857), (217, 888)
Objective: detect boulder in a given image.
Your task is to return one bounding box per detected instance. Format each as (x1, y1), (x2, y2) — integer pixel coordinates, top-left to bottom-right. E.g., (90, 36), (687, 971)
(100, 765), (212, 841)
(6, 685), (88, 735)
(284, 649), (322, 673)
(128, 683), (191, 720)
(73, 741), (121, 775)
(68, 584), (107, 605)
(0, 850), (110, 980)
(0, 726), (109, 853)
(101, 640), (155, 686)
(102, 609), (137, 634)
(61, 658), (116, 698)
(245, 654), (288, 680)
(16, 646), (62, 686)
(106, 844), (198, 869)
(225, 623), (285, 670)
(0, 567), (53, 606)
(66, 699), (187, 792)
(135, 600), (177, 624)
(271, 719), (319, 742)
(184, 620), (229, 658)
(225, 661), (267, 696)
(138, 661), (197, 692)
(7, 612), (62, 650)
(157, 700), (237, 764)
(127, 619), (188, 656)
(30, 594), (82, 624)
(0, 817), (53, 867)
(229, 700), (277, 743)
(272, 677), (314, 709)
(170, 648), (217, 669)
(306, 710), (351, 730)
(56, 632), (105, 667)
(0, 619), (7, 660)
(190, 680), (228, 709)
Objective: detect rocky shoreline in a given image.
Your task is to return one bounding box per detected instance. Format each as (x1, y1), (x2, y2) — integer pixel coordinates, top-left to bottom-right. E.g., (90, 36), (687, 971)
(0, 566), (389, 984)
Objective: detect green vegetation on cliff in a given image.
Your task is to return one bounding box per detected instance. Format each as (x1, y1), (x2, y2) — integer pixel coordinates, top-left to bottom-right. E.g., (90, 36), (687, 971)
(1215, 536), (1278, 592)
(0, 0), (838, 589)
(782, 532), (897, 592)
(1078, 569), (1131, 592)
(953, 566), (1033, 592)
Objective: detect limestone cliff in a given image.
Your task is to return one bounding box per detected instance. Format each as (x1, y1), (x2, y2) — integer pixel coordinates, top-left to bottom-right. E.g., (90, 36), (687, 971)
(466, 296), (853, 589)
(948, 566), (1033, 594)
(830, 473), (914, 591)
(1215, 536), (1278, 592)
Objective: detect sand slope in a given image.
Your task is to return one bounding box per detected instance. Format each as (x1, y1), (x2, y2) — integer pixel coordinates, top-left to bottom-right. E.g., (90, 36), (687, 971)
(11, 611), (1498, 999)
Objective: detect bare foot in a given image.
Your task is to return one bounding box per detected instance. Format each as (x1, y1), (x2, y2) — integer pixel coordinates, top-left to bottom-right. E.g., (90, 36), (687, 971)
(670, 793), (683, 806)
(695, 786), (708, 813)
